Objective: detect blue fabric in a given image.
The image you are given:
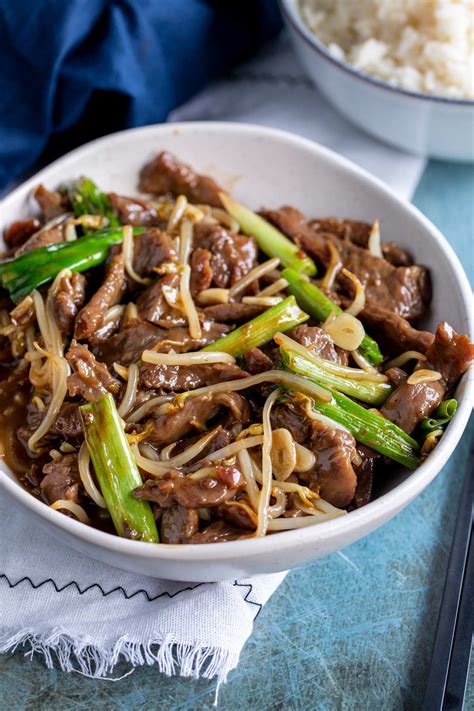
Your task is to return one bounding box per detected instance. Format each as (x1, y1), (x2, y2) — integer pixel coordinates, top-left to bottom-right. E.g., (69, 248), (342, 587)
(0, 0), (281, 190)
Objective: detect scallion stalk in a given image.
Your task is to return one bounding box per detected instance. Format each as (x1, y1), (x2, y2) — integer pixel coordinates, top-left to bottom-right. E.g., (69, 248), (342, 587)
(0, 227), (144, 302)
(80, 394), (159, 542)
(279, 343), (392, 406)
(219, 193), (317, 276)
(69, 177), (119, 228)
(203, 295), (309, 357)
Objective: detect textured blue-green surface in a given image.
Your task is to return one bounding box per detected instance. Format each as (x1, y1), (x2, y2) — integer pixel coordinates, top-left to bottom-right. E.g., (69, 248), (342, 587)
(1, 159), (473, 710)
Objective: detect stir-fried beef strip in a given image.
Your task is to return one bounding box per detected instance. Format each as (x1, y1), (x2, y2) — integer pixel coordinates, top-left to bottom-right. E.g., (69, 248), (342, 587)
(41, 454), (81, 505)
(133, 466), (245, 508)
(2, 150), (473, 545)
(308, 420), (358, 507)
(308, 217), (412, 266)
(217, 501), (256, 531)
(203, 302), (266, 322)
(146, 392), (249, 445)
(160, 505), (199, 544)
(139, 361), (248, 392)
(190, 248), (213, 295)
(351, 446), (379, 509)
(355, 302), (435, 354)
(75, 253), (126, 339)
(131, 228), (177, 277)
(52, 272), (86, 335)
(14, 220), (66, 256)
(139, 150), (224, 207)
(264, 206), (430, 320)
(17, 402), (83, 450)
(109, 193), (162, 227)
(136, 272), (186, 326)
(381, 322), (474, 433)
(243, 347), (273, 374)
(193, 222), (258, 289)
(189, 520), (243, 543)
(290, 325), (349, 365)
(424, 321), (474, 390)
(385, 367), (408, 388)
(93, 319), (230, 366)
(3, 218), (41, 251)
(66, 342), (121, 401)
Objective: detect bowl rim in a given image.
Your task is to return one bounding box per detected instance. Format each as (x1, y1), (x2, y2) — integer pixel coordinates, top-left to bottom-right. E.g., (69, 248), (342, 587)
(279, 0), (474, 108)
(0, 120), (473, 564)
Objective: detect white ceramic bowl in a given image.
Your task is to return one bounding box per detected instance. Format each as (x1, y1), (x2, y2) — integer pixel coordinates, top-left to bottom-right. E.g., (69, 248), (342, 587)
(280, 0), (474, 161)
(1, 122), (473, 582)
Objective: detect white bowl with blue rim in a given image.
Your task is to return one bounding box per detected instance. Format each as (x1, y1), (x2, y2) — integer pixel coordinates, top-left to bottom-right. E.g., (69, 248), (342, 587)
(280, 0), (474, 161)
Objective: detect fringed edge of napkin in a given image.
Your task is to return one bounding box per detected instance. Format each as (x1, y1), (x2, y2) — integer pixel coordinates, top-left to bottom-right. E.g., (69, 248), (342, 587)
(0, 628), (239, 696)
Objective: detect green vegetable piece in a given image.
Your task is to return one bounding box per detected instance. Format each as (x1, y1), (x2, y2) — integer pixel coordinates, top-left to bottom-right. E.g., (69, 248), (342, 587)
(281, 352), (419, 467)
(279, 347), (392, 407)
(202, 295), (309, 357)
(219, 193), (317, 276)
(80, 394), (159, 543)
(0, 227), (144, 302)
(69, 177), (120, 228)
(420, 399), (458, 434)
(282, 267), (383, 366)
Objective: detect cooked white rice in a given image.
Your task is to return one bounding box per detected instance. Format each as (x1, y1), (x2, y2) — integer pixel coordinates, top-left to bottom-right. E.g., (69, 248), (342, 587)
(298, 0), (474, 99)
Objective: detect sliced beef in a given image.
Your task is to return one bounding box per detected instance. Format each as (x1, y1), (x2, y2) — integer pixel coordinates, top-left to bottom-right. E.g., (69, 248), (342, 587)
(244, 347), (273, 374)
(308, 217), (412, 266)
(4, 218), (41, 250)
(290, 325), (349, 365)
(424, 321), (474, 390)
(380, 380), (444, 435)
(52, 272), (86, 335)
(93, 319), (230, 365)
(188, 426), (232, 469)
(380, 322), (474, 434)
(270, 402), (311, 444)
(15, 222), (65, 256)
(131, 228), (176, 277)
(217, 501), (256, 531)
(41, 454), (81, 504)
(190, 520), (242, 543)
(52, 403), (83, 441)
(309, 419), (358, 508)
(357, 302), (434, 354)
(385, 367), (408, 388)
(136, 272), (185, 326)
(190, 248), (213, 295)
(193, 222), (258, 288)
(33, 184), (69, 220)
(66, 342), (121, 401)
(17, 403), (83, 450)
(139, 361), (248, 392)
(133, 466), (245, 508)
(161, 505), (199, 544)
(264, 207), (430, 320)
(139, 150), (224, 207)
(352, 445), (379, 508)
(75, 254), (125, 339)
(147, 392), (249, 445)
(203, 302), (266, 322)
(108, 193), (161, 226)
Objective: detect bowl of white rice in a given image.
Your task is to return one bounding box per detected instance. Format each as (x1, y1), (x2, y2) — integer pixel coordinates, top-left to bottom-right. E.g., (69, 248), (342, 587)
(280, 0), (474, 160)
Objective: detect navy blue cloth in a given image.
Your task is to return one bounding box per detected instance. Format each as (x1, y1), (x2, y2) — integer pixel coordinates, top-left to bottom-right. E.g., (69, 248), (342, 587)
(0, 0), (281, 190)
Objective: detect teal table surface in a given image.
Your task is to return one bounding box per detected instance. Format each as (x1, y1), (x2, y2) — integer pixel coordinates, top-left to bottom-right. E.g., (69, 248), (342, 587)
(1, 160), (473, 711)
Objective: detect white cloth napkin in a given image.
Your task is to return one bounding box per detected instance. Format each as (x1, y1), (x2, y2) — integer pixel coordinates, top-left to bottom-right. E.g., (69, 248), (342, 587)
(0, 34), (425, 689)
